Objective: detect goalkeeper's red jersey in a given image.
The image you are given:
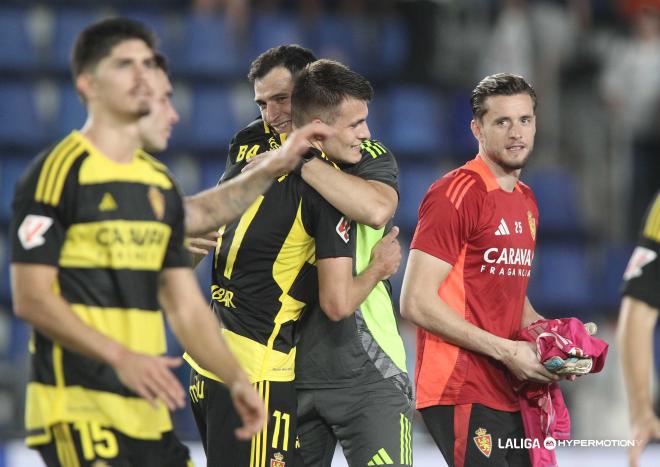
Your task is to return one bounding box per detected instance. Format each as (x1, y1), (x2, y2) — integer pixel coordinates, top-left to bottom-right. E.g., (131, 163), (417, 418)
(410, 156), (539, 412)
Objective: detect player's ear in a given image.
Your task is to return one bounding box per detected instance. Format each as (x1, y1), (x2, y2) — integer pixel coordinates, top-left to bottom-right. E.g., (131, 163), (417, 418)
(75, 73), (93, 105)
(470, 119), (482, 142)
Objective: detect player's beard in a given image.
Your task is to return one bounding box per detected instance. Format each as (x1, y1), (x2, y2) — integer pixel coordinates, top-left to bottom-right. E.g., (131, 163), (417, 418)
(490, 146), (532, 172)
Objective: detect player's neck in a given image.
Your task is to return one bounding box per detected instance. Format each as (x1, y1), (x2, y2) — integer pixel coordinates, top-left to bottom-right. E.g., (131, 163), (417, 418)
(80, 113), (142, 164)
(478, 153), (521, 193)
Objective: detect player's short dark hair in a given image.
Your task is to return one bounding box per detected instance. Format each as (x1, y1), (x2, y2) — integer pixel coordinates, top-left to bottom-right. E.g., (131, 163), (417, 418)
(291, 59), (373, 128)
(247, 44), (317, 83)
(470, 73), (537, 121)
(154, 52), (168, 74)
(71, 17), (157, 78)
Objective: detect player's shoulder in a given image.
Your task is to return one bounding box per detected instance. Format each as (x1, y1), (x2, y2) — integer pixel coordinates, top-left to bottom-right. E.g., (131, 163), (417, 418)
(23, 132), (91, 206)
(430, 166), (487, 206)
(359, 139), (394, 159)
(231, 118), (271, 146)
(642, 190), (660, 241)
(516, 179), (538, 203)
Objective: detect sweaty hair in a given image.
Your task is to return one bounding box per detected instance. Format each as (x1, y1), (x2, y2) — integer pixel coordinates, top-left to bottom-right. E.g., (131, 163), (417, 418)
(291, 59), (373, 128)
(470, 73), (537, 121)
(71, 17), (156, 78)
(247, 44), (317, 83)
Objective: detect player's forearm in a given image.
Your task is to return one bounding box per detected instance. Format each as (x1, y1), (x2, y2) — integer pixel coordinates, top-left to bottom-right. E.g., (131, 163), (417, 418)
(13, 288), (127, 367)
(184, 160), (281, 235)
(401, 289), (514, 362)
(618, 296), (658, 419)
(301, 159), (394, 229)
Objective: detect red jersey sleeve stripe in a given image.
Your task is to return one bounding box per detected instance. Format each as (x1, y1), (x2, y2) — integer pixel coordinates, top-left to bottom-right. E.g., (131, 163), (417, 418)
(454, 180), (476, 209)
(449, 175), (472, 207)
(447, 173), (469, 202)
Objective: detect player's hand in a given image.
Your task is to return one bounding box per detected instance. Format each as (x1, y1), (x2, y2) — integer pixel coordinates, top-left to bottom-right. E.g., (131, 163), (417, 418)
(113, 351), (185, 411)
(265, 122), (335, 175)
(503, 341), (559, 384)
(241, 152), (271, 174)
(629, 412), (660, 467)
(370, 226), (401, 280)
(230, 380), (266, 440)
(185, 231), (220, 256)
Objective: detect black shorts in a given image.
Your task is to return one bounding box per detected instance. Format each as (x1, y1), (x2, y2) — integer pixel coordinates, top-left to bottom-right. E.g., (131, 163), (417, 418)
(35, 422), (191, 467)
(420, 404), (531, 467)
(189, 368), (297, 467)
(296, 377), (414, 467)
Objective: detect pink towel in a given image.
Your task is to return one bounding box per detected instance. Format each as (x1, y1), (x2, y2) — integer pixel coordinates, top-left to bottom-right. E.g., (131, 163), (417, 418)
(514, 318), (609, 467)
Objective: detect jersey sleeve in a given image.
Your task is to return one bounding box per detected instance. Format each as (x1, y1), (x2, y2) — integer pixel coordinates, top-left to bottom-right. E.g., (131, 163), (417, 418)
(348, 140), (399, 193)
(302, 181), (354, 260)
(621, 191), (660, 309)
(410, 173), (482, 265)
(162, 179), (191, 269)
(10, 157), (70, 266)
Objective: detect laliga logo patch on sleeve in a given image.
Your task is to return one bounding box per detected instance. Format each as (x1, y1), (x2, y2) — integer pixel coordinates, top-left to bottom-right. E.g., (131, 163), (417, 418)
(18, 215), (53, 250)
(623, 246), (657, 281)
(336, 216), (351, 243)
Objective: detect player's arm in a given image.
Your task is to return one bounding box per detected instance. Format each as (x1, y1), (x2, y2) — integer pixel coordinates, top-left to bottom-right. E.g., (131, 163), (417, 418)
(184, 122), (335, 236)
(521, 296), (544, 328)
(300, 159), (397, 229)
(400, 250), (556, 384)
(12, 263), (186, 410)
(157, 267), (264, 439)
(618, 296), (660, 467)
(317, 227), (401, 321)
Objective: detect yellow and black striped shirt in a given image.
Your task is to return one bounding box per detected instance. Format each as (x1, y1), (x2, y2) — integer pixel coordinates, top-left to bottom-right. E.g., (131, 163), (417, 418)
(10, 131), (189, 445)
(622, 190), (660, 309)
(185, 119), (353, 383)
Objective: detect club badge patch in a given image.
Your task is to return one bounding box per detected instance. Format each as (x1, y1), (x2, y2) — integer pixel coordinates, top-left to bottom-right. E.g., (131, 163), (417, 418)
(18, 215), (53, 250)
(473, 428), (492, 458)
(527, 211), (536, 241)
(270, 452), (285, 467)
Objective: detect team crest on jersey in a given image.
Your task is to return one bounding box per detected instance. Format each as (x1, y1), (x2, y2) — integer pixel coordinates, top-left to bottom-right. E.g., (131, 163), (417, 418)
(270, 452), (286, 467)
(148, 186), (165, 220)
(336, 216), (351, 243)
(527, 211), (536, 240)
(473, 428), (492, 458)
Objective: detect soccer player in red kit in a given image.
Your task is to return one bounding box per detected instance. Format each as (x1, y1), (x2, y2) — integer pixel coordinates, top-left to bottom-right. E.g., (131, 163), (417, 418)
(400, 73), (558, 467)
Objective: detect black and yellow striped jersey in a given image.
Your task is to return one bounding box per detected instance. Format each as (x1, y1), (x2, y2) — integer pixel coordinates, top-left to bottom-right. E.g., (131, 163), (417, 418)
(185, 121), (354, 383)
(622, 190), (660, 309)
(10, 130), (189, 446)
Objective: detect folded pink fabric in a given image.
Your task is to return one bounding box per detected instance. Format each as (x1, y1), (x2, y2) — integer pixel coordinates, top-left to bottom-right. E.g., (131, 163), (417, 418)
(514, 318), (609, 467)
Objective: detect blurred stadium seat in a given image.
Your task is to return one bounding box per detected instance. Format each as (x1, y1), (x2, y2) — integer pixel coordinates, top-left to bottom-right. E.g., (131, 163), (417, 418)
(251, 12), (304, 59)
(177, 14), (245, 77)
(528, 244), (593, 318)
(388, 85), (448, 157)
(395, 164), (441, 233)
(0, 84), (43, 147)
(52, 83), (86, 140)
(51, 9), (103, 71)
(525, 170), (584, 238)
(0, 8), (39, 72)
(186, 87), (237, 150)
(0, 157), (31, 223)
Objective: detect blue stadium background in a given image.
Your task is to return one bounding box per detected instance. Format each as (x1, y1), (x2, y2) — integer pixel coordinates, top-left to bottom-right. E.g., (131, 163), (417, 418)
(0, 0), (659, 465)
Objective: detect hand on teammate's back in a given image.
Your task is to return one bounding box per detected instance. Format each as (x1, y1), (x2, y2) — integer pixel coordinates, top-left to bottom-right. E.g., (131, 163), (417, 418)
(370, 226), (402, 280)
(185, 231), (220, 256)
(241, 151), (271, 173)
(230, 380), (267, 440)
(503, 341), (559, 384)
(113, 351), (186, 411)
